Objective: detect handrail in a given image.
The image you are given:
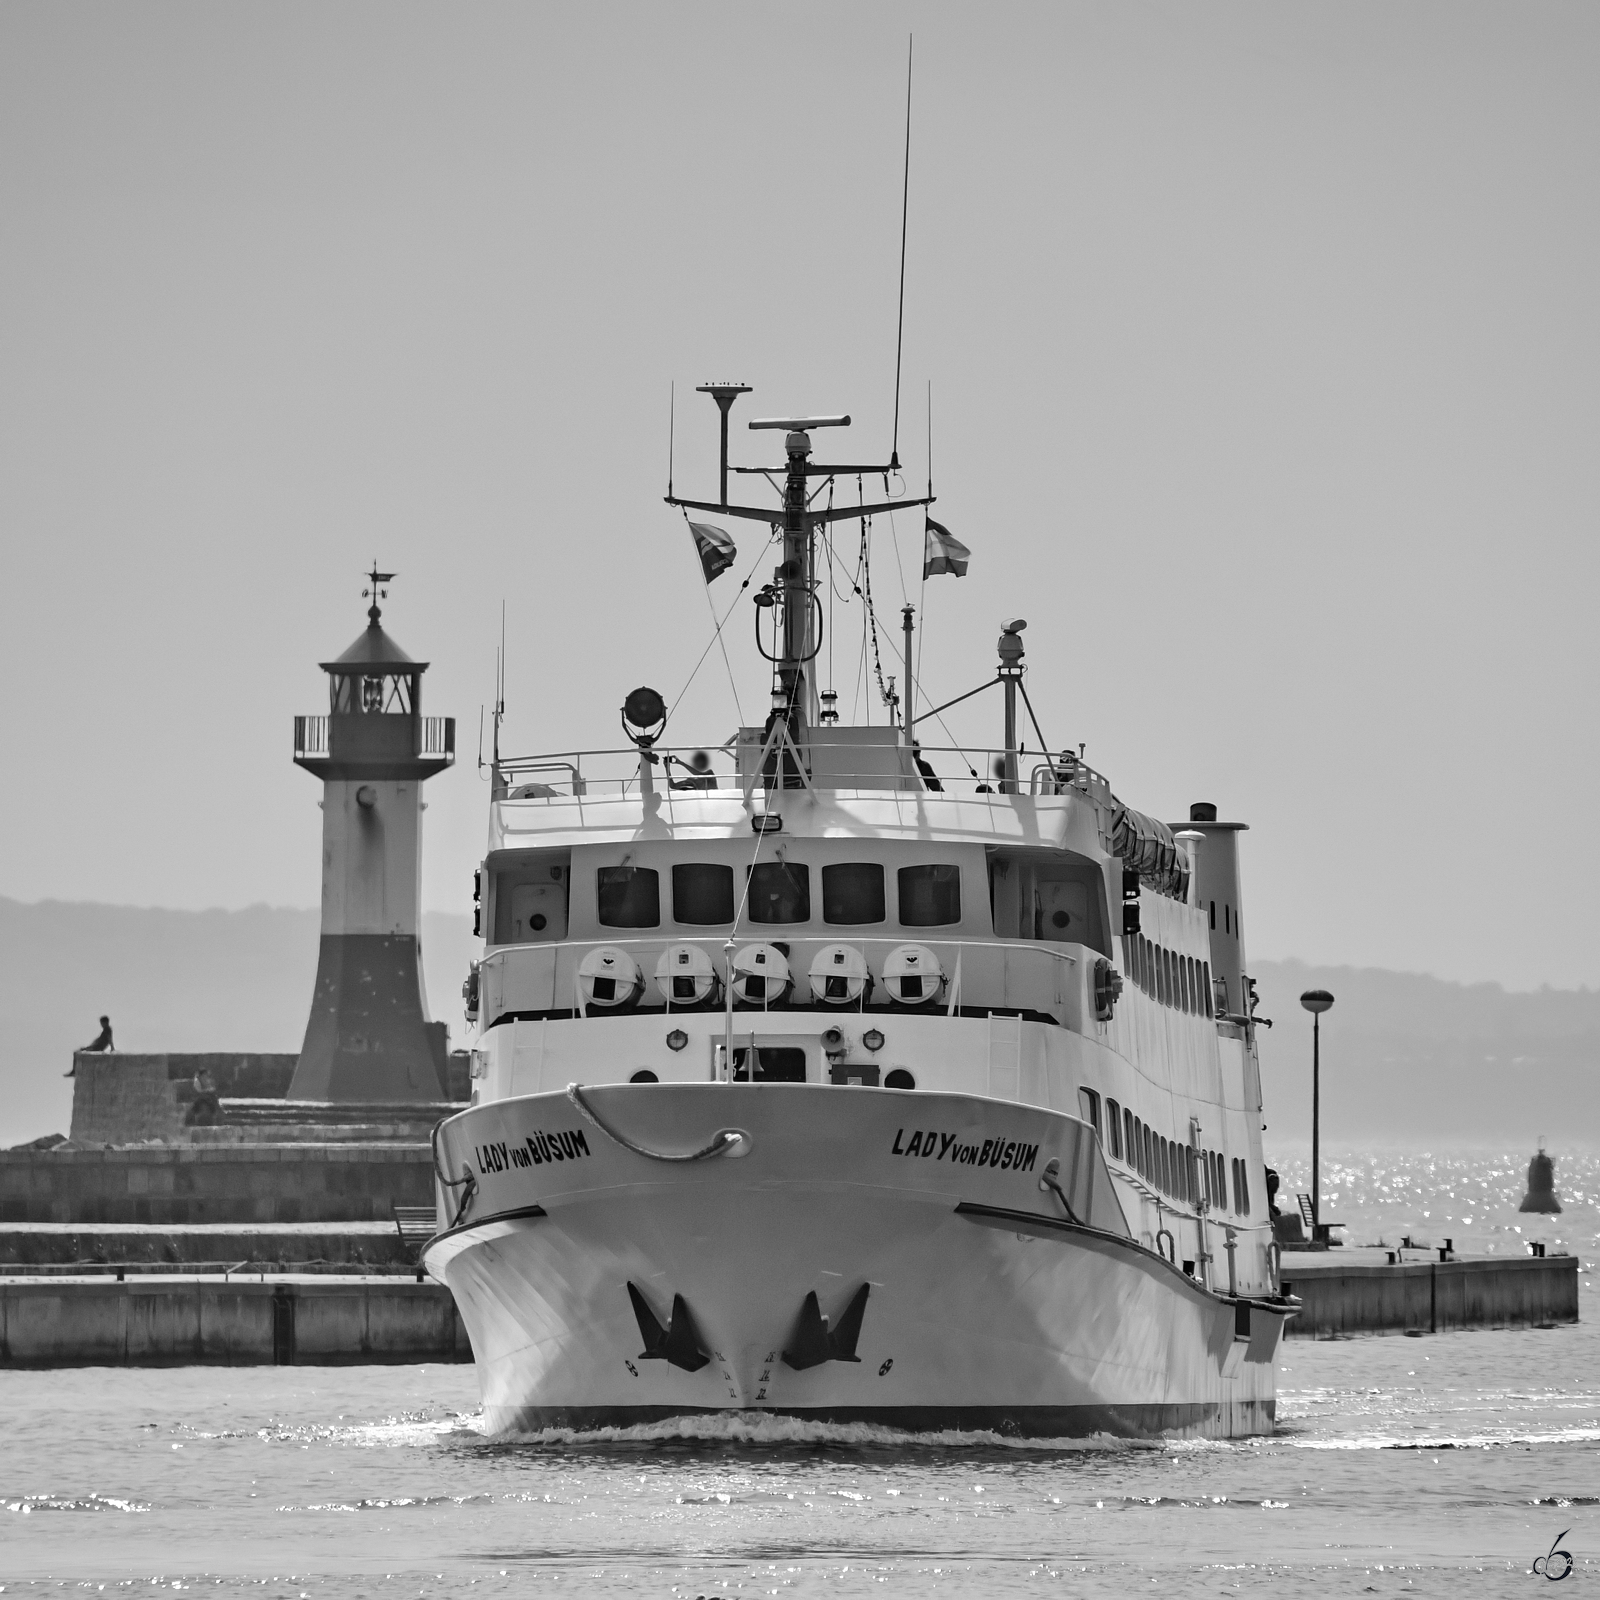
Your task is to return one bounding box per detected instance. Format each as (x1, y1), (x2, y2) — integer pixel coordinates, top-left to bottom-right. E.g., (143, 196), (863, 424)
(566, 1083), (748, 1162)
(495, 741), (1112, 798)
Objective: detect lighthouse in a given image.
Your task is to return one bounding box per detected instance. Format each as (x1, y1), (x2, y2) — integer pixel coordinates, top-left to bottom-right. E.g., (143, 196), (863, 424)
(289, 568), (455, 1101)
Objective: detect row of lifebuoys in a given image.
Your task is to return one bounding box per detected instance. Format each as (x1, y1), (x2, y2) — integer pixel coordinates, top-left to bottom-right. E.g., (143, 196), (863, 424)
(576, 941), (949, 1011)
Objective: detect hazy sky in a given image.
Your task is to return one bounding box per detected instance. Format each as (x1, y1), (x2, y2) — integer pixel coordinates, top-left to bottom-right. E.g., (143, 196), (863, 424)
(3, 2), (1597, 992)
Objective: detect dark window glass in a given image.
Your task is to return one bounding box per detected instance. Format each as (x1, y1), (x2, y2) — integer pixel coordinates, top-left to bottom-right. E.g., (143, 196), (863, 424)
(672, 863), (734, 925)
(596, 866), (659, 928)
(747, 861), (810, 924)
(822, 862), (885, 925)
(1107, 1099), (1123, 1160)
(898, 864), (961, 926)
(1077, 1087), (1101, 1138)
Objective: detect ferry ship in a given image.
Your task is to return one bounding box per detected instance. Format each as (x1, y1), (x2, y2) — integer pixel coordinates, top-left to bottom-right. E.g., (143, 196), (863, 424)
(423, 390), (1295, 1436)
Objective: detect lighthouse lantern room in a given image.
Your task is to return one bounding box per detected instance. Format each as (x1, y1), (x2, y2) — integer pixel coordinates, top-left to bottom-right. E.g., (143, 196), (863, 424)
(289, 568), (455, 1101)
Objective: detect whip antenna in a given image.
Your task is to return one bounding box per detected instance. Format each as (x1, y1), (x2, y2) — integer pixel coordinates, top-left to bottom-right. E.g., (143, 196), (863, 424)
(889, 35), (913, 473)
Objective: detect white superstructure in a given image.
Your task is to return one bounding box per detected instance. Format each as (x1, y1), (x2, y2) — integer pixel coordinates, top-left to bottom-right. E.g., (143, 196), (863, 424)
(424, 395), (1293, 1437)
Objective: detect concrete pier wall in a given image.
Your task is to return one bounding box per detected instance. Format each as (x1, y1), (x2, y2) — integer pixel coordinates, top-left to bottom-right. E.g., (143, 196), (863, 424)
(0, 1145), (434, 1224)
(1281, 1253), (1579, 1337)
(0, 1276), (470, 1366)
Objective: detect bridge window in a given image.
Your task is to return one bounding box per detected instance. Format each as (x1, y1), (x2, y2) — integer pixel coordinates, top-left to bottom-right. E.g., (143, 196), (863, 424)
(822, 862), (885, 925)
(1124, 1107), (1135, 1167)
(672, 863), (734, 925)
(748, 861), (810, 924)
(597, 865), (659, 928)
(898, 864), (962, 926)
(1077, 1087), (1101, 1140)
(1106, 1099), (1123, 1160)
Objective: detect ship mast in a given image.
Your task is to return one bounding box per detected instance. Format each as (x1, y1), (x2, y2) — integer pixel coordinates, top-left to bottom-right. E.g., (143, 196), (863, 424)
(666, 399), (933, 754)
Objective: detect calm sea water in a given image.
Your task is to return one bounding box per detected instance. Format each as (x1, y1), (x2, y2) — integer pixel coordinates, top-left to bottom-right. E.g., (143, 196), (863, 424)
(5, 1150), (1596, 1597)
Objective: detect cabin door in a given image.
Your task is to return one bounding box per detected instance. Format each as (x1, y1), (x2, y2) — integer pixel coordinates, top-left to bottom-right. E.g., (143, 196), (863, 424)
(987, 1013), (1021, 1102)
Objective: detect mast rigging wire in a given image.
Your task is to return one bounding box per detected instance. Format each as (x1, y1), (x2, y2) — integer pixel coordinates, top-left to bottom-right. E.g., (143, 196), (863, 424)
(889, 35), (913, 471)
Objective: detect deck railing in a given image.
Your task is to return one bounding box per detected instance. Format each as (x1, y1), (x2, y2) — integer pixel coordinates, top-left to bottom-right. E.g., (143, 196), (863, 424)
(477, 932), (1086, 1036)
(493, 743), (1112, 802)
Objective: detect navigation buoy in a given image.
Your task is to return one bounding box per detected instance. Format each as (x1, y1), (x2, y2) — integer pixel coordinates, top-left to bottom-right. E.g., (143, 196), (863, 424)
(1519, 1138), (1562, 1214)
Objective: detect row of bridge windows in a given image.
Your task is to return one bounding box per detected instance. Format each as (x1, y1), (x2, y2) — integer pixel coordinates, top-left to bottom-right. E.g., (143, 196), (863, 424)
(597, 861), (962, 930)
(1126, 935), (1213, 1018)
(1079, 1089), (1250, 1215)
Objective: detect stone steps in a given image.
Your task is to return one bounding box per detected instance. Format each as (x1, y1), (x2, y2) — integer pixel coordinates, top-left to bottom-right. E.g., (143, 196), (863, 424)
(187, 1124), (437, 1145)
(0, 1222), (423, 1268)
(1, 1144), (436, 1225)
(215, 1099), (455, 1126)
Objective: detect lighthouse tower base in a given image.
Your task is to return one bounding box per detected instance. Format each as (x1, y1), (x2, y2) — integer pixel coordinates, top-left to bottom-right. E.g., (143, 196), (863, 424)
(288, 935), (449, 1102)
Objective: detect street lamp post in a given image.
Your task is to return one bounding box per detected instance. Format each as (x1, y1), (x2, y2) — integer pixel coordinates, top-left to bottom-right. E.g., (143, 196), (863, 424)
(1300, 989), (1334, 1235)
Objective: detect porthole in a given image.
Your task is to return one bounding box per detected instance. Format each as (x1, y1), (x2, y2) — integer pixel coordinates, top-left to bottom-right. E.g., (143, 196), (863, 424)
(531, 913), (547, 931)
(884, 1068), (915, 1089)
(629, 1069), (659, 1084)
(1051, 909), (1070, 929)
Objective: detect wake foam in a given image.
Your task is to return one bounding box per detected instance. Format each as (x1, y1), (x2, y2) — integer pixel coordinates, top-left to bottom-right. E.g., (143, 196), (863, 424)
(477, 1410), (1150, 1452)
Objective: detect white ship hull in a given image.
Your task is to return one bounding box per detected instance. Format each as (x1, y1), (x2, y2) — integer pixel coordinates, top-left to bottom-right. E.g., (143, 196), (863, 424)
(424, 1083), (1287, 1437)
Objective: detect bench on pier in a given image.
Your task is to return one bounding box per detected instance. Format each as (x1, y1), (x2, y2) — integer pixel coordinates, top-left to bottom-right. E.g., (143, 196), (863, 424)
(391, 1205), (438, 1280)
(1293, 1192), (1344, 1249)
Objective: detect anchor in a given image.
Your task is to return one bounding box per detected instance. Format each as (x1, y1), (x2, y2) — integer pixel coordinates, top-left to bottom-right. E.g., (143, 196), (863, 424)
(626, 1281), (710, 1372)
(781, 1283), (870, 1371)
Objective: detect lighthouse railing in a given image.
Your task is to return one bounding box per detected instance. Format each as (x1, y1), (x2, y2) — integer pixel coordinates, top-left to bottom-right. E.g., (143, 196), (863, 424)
(294, 715), (330, 760)
(418, 716), (456, 762)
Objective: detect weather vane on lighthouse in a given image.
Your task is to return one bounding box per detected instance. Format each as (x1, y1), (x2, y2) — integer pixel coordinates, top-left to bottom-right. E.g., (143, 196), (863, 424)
(362, 562), (394, 622)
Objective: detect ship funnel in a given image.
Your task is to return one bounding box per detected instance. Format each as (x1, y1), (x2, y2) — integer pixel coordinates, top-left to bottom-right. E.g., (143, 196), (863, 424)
(1172, 801), (1248, 1018)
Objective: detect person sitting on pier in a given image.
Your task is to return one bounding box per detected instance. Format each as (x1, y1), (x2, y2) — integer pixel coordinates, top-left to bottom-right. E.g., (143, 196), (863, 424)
(65, 1015), (114, 1076)
(668, 750), (718, 790)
